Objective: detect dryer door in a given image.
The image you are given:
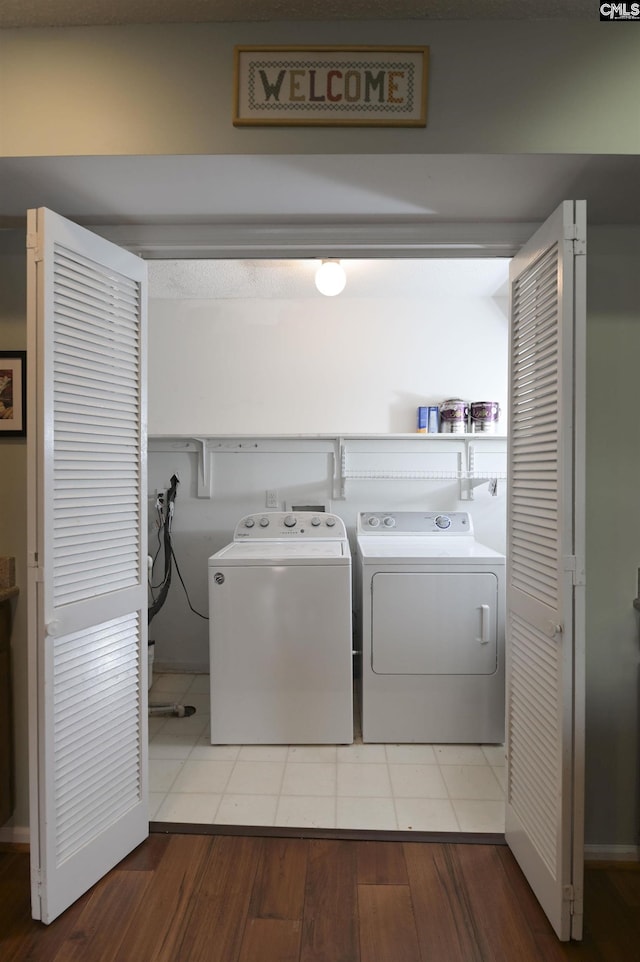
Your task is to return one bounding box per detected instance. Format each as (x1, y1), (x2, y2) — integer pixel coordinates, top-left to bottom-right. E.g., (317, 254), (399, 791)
(371, 571), (498, 674)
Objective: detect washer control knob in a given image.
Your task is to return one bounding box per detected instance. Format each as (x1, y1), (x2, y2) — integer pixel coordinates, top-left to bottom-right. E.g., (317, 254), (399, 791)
(435, 514), (452, 530)
(311, 516), (322, 526)
(283, 515), (297, 528)
(244, 518), (255, 528)
(325, 517), (336, 527)
(368, 516), (381, 528)
(259, 516), (270, 527)
(382, 516), (396, 528)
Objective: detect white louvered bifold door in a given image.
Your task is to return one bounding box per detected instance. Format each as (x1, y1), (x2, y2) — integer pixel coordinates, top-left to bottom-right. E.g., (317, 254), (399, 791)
(26, 208), (148, 924)
(506, 201), (586, 941)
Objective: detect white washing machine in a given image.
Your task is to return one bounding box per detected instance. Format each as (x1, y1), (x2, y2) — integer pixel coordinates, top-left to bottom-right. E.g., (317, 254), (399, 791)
(357, 511), (505, 744)
(208, 511), (353, 745)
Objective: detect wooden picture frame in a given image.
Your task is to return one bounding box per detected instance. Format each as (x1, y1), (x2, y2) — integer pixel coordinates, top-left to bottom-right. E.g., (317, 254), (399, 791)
(233, 45), (429, 127)
(0, 351), (26, 438)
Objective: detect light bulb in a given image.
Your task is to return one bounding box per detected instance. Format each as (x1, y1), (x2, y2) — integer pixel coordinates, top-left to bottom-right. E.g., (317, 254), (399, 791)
(315, 259), (346, 297)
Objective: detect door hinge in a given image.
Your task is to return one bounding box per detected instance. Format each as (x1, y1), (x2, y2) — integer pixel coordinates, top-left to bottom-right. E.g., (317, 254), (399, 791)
(564, 224), (586, 256)
(31, 865), (43, 891)
(563, 883), (575, 912)
(27, 554), (45, 583)
(563, 554), (586, 586)
(26, 232), (43, 262)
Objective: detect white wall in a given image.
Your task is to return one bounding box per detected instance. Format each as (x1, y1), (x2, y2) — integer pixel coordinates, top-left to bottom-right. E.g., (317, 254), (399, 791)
(585, 226), (640, 849)
(2, 21), (639, 156)
(146, 257), (509, 671)
(0, 232), (28, 832)
(148, 259), (509, 436)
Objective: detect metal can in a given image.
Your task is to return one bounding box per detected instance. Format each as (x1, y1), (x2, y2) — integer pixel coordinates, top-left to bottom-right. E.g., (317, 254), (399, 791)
(470, 401), (500, 434)
(439, 398), (469, 433)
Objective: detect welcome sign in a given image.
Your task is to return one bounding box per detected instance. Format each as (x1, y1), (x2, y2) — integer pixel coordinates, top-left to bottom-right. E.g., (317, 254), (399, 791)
(233, 46), (429, 127)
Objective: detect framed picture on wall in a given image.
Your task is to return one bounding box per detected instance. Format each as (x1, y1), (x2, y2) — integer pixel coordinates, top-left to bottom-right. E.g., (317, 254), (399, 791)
(0, 351), (26, 437)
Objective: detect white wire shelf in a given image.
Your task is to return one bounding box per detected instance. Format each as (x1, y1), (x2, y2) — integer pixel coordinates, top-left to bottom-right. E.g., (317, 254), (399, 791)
(344, 470), (507, 481)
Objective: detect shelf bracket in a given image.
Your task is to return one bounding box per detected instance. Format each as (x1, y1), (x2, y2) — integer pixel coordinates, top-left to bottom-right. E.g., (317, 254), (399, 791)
(461, 441), (503, 500)
(193, 438), (213, 499)
(334, 437), (346, 500)
(462, 441), (475, 500)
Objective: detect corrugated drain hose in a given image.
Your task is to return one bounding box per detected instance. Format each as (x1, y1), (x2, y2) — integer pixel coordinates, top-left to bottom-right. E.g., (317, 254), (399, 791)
(148, 473), (179, 625)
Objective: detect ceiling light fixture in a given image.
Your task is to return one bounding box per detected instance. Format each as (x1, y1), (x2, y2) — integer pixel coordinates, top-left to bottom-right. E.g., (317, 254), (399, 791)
(315, 259), (347, 297)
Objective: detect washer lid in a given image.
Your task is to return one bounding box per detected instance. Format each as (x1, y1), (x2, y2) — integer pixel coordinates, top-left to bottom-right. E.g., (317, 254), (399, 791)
(357, 536), (505, 564)
(209, 540), (351, 566)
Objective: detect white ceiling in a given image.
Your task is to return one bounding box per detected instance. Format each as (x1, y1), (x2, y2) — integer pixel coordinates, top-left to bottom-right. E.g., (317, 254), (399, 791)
(0, 0), (593, 29)
(148, 256), (510, 300)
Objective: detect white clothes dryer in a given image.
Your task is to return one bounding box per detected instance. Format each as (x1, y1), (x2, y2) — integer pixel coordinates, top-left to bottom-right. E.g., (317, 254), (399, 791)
(208, 512), (353, 745)
(356, 511), (505, 744)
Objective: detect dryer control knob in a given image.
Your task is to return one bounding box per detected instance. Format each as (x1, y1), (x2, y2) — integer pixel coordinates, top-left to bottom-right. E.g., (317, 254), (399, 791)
(368, 516), (381, 527)
(382, 516), (396, 528)
(435, 514), (451, 529)
(283, 515), (297, 527)
(311, 516), (322, 526)
(244, 518), (255, 528)
(259, 516), (270, 527)
(325, 517), (336, 527)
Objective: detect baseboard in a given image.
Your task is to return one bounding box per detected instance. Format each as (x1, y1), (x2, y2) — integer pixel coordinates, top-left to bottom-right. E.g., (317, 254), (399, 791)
(584, 844), (639, 863)
(0, 824), (30, 846)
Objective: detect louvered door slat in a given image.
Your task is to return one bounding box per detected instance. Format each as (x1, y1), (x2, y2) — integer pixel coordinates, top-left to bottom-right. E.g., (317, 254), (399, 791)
(505, 201), (586, 941)
(55, 333), (139, 368)
(55, 353), (140, 385)
(55, 403), (139, 426)
(55, 358), (140, 390)
(515, 320), (558, 352)
(56, 247), (140, 286)
(56, 715), (140, 771)
(50, 613), (141, 863)
(55, 308), (139, 345)
(509, 618), (560, 875)
(56, 691), (138, 739)
(55, 423), (139, 441)
(54, 489), (138, 502)
(55, 293), (139, 329)
(56, 390), (138, 414)
(28, 208), (148, 924)
(56, 371), (139, 397)
(510, 238), (560, 614)
(55, 277), (139, 319)
(54, 554), (139, 582)
(512, 449), (557, 462)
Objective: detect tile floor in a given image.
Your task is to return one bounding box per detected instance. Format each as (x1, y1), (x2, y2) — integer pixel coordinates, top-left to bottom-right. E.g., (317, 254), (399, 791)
(148, 672), (506, 833)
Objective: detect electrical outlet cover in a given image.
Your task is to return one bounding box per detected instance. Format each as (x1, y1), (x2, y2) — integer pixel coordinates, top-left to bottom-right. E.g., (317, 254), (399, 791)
(265, 489), (278, 508)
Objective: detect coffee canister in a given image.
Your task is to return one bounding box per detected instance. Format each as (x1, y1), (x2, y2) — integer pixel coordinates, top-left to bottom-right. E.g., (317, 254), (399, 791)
(470, 401), (500, 433)
(439, 398), (469, 433)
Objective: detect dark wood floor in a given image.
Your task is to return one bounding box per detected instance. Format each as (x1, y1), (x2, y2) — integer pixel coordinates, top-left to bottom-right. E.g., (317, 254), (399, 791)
(1, 834), (639, 961)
